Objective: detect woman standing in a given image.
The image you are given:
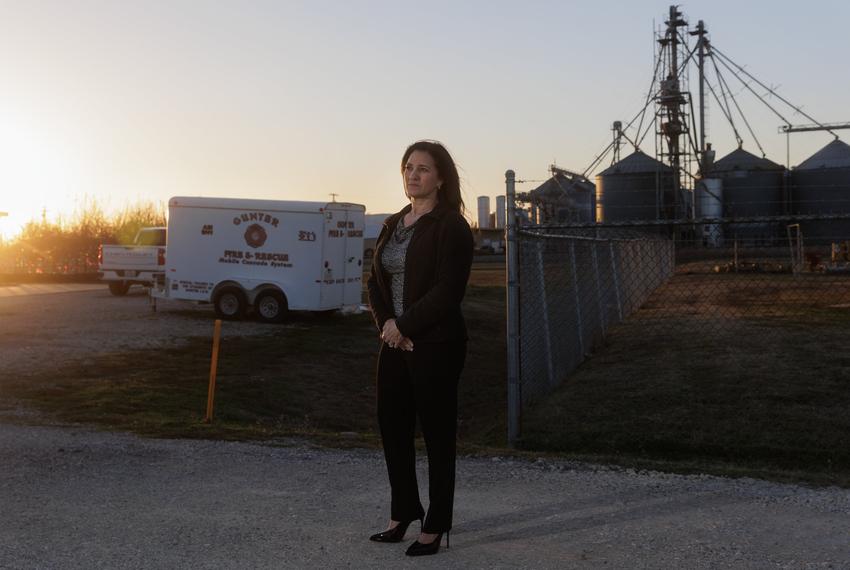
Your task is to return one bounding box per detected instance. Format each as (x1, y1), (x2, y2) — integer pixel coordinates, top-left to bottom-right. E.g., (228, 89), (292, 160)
(367, 140), (473, 557)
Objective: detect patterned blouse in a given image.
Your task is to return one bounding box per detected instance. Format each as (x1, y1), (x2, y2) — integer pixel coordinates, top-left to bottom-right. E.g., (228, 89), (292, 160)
(381, 216), (418, 318)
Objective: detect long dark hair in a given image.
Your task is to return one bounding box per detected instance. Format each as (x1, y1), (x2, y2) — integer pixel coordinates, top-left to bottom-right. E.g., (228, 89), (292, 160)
(401, 140), (464, 215)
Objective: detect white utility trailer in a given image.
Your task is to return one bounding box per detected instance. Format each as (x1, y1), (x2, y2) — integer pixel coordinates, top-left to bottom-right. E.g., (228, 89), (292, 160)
(151, 197), (365, 322)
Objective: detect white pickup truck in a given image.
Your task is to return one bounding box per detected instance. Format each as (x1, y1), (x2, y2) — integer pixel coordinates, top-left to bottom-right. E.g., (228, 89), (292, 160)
(98, 227), (167, 296)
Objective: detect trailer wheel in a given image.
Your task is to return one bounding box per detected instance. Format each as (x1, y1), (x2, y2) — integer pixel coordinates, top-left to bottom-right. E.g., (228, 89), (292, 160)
(213, 287), (246, 320)
(108, 281), (130, 296)
(255, 290), (288, 323)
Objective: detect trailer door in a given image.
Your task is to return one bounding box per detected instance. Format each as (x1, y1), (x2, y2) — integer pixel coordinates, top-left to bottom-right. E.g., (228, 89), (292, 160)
(343, 208), (365, 305)
(319, 208), (346, 309)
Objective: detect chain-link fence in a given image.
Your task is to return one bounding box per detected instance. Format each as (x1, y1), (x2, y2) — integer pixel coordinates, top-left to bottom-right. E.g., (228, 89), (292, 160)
(516, 228), (674, 405)
(505, 170), (850, 445)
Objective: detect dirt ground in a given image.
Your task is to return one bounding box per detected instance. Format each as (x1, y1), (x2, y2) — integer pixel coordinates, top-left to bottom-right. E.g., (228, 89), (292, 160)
(0, 286), (284, 383)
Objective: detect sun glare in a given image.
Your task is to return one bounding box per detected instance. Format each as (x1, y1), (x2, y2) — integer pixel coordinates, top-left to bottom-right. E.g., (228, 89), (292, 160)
(0, 113), (81, 241)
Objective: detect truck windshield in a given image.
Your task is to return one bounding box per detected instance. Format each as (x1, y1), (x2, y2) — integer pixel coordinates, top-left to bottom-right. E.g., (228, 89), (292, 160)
(135, 229), (167, 246)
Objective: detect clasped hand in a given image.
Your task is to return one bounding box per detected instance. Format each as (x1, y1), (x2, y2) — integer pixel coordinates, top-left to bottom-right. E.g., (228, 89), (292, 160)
(381, 319), (414, 351)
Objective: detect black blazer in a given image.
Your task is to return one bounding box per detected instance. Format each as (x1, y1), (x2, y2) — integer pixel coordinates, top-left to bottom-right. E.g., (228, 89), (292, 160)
(367, 203), (474, 343)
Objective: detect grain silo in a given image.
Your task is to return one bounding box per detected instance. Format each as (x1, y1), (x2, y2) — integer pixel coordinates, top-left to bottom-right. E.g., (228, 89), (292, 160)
(709, 147), (786, 245)
(695, 178), (723, 246)
(792, 139), (850, 244)
(595, 151), (677, 223)
(495, 195), (506, 229)
(528, 167), (595, 224)
(477, 196), (491, 229)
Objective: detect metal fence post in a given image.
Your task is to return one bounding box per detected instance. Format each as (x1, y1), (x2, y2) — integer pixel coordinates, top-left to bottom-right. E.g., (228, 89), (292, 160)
(505, 170), (521, 447)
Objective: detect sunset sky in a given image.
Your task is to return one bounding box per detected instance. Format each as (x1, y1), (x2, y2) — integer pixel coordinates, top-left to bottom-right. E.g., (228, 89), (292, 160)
(1, 0), (848, 238)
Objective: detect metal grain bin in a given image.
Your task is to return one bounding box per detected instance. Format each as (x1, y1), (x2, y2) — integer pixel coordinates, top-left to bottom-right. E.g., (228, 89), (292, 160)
(792, 139), (850, 244)
(696, 178), (723, 246)
(709, 148), (786, 245)
(495, 195), (506, 229)
(595, 151), (677, 223)
(528, 170), (595, 224)
(477, 196), (491, 229)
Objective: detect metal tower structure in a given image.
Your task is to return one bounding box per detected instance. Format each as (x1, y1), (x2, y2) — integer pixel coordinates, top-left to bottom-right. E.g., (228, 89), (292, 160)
(654, 5), (695, 219)
(612, 121), (624, 164)
(578, 4), (848, 225)
(692, 19), (709, 175)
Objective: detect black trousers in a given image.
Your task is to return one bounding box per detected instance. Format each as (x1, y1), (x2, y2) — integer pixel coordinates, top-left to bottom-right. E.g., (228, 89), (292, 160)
(376, 340), (466, 533)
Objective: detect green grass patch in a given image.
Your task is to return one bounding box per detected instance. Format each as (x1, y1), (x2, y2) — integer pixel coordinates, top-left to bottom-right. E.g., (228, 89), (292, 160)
(519, 315), (850, 486)
(6, 267), (850, 487)
(5, 284), (507, 450)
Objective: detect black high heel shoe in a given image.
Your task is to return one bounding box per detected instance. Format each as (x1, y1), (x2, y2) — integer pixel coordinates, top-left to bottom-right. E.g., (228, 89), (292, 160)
(369, 518), (423, 543)
(405, 530), (450, 556)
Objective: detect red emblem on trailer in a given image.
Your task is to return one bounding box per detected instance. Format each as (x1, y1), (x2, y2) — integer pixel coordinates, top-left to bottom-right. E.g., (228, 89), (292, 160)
(244, 224), (267, 248)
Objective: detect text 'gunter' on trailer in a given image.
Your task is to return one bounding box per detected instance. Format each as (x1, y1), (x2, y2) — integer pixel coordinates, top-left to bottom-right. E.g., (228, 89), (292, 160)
(151, 196), (365, 322)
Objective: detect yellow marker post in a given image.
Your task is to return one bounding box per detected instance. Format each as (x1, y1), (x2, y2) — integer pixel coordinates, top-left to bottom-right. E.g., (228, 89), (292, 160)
(205, 319), (222, 423)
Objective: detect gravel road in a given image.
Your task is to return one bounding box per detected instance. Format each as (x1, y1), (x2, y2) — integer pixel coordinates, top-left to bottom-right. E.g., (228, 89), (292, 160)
(2, 287), (850, 569)
(0, 286), (280, 381)
(2, 425), (849, 569)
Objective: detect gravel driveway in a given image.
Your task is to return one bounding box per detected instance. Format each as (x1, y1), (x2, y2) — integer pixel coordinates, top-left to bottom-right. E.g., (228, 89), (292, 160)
(1, 425), (849, 569)
(0, 286), (280, 381)
(2, 287), (850, 568)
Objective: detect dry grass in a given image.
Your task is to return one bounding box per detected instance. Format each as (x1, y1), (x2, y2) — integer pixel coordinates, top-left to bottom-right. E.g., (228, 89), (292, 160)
(521, 270), (850, 485)
(5, 275), (507, 451)
(7, 263), (850, 486)
(0, 199), (166, 275)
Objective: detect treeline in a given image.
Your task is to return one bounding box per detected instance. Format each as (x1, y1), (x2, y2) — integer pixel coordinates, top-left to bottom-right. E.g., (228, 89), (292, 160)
(0, 200), (166, 275)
